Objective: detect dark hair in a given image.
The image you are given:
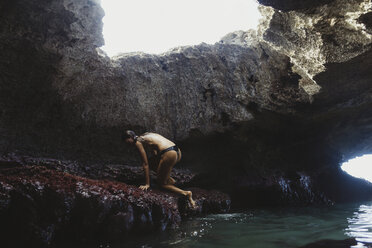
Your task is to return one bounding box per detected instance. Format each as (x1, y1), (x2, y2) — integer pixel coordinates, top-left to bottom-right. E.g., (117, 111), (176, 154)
(122, 130), (138, 141)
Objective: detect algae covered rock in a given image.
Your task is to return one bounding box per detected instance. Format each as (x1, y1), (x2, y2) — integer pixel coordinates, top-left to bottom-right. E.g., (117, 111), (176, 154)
(0, 164), (230, 247)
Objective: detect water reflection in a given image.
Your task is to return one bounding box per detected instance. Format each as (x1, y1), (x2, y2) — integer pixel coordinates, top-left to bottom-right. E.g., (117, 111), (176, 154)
(159, 208), (352, 248)
(108, 202), (372, 248)
(347, 203), (372, 248)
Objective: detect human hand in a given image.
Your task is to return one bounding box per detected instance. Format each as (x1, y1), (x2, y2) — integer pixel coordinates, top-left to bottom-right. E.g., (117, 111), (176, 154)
(139, 184), (150, 191)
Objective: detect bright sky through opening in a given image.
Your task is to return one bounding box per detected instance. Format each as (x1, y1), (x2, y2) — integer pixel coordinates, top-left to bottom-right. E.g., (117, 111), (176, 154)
(341, 154), (372, 183)
(100, 0), (261, 56)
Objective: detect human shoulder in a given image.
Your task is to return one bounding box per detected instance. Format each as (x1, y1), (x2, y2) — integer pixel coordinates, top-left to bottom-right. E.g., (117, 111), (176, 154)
(140, 132), (168, 145)
(137, 132), (155, 142)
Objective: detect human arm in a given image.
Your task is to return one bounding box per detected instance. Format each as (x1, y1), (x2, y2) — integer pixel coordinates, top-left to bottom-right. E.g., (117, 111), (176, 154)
(135, 141), (150, 190)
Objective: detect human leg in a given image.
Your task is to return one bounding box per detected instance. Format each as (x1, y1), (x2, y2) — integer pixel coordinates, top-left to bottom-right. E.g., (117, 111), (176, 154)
(161, 184), (196, 207)
(167, 177), (176, 185)
(157, 152), (196, 207)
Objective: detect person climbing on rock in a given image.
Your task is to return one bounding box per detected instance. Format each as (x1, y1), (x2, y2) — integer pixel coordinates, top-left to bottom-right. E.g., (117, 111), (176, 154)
(123, 130), (196, 208)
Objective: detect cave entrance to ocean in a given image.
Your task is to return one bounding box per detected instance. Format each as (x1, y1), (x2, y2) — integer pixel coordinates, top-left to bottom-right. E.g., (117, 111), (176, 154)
(99, 0), (262, 56)
(341, 154), (372, 183)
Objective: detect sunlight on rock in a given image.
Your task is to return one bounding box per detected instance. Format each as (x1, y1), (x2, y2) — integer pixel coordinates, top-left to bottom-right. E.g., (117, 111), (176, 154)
(342, 155), (372, 183)
(100, 0), (261, 56)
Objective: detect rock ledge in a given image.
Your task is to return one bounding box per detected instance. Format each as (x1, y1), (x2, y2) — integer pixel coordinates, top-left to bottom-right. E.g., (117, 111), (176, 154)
(0, 164), (230, 247)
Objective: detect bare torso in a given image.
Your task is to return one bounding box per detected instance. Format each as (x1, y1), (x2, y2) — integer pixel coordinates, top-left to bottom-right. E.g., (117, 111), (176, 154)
(134, 132), (194, 207)
(138, 132), (176, 153)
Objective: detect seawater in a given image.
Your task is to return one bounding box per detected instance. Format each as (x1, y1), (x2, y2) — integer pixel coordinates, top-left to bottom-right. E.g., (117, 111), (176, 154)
(113, 201), (372, 248)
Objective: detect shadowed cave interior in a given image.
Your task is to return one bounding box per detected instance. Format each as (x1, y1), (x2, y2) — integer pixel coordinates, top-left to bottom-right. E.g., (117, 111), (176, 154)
(0, 0), (372, 247)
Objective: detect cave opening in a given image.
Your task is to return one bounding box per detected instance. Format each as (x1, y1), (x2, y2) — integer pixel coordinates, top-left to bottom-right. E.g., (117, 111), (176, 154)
(100, 0), (261, 56)
(341, 154), (372, 183)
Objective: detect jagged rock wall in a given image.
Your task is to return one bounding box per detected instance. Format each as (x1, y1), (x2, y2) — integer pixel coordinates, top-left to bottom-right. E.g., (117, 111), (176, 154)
(253, 0), (372, 162)
(261, 0), (371, 93)
(0, 0), (372, 205)
(2, 0), (311, 159)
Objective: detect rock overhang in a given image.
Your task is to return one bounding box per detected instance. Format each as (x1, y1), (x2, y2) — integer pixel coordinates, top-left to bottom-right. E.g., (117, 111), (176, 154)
(0, 0), (372, 204)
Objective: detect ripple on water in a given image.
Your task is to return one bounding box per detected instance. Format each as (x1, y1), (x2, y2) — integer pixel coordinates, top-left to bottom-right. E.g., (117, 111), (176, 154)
(347, 204), (372, 247)
(108, 202), (372, 248)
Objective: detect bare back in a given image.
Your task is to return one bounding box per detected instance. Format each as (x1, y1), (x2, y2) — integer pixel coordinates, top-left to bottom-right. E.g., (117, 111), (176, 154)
(138, 132), (175, 152)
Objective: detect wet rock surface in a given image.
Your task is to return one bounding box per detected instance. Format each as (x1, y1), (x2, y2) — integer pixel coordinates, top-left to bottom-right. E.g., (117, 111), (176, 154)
(193, 165), (372, 208)
(3, 153), (371, 211)
(0, 164), (230, 247)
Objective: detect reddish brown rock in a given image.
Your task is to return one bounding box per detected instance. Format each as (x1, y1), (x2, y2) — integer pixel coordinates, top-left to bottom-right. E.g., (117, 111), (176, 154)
(0, 165), (230, 247)
(0, 153), (196, 187)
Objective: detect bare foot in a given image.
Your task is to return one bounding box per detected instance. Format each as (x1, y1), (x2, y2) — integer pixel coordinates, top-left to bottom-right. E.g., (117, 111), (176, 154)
(186, 191), (196, 208)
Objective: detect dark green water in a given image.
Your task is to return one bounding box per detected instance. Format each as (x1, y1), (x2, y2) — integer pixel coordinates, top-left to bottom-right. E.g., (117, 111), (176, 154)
(113, 201), (372, 248)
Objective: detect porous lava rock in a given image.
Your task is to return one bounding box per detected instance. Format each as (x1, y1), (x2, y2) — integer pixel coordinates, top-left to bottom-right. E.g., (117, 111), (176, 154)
(0, 153), (196, 188)
(0, 165), (230, 247)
